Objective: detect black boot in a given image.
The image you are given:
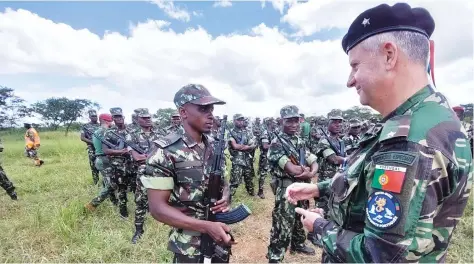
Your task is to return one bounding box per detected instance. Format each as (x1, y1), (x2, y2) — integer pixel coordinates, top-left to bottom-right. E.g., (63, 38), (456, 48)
(257, 188), (265, 199)
(131, 224), (144, 244)
(8, 191), (17, 200)
(119, 205), (128, 219)
(290, 244), (315, 255)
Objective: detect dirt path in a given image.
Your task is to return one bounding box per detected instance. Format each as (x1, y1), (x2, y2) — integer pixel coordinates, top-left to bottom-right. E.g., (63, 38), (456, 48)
(230, 189), (322, 263)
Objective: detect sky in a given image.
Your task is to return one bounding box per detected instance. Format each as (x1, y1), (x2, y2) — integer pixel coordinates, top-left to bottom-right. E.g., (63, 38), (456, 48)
(0, 0), (472, 124)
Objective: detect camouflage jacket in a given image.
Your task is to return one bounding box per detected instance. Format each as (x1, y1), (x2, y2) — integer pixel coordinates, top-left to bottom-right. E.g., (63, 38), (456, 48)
(316, 135), (345, 180)
(140, 131), (226, 256)
(125, 128), (161, 164)
(103, 126), (130, 166)
(228, 128), (256, 167)
(165, 124), (183, 135)
(312, 86), (473, 263)
(267, 131), (317, 180)
(342, 134), (360, 156)
(81, 122), (100, 143)
(308, 125), (322, 154)
(260, 125), (276, 154)
(252, 123), (262, 138)
(126, 123), (140, 134)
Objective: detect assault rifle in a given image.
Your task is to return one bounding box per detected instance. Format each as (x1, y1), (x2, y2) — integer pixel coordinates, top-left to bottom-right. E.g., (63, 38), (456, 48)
(317, 128), (345, 158)
(83, 126), (120, 149)
(108, 130), (149, 155)
(200, 115), (252, 263)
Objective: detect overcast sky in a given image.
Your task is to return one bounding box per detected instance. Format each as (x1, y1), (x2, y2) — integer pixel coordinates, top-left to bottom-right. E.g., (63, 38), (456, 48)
(0, 0), (472, 123)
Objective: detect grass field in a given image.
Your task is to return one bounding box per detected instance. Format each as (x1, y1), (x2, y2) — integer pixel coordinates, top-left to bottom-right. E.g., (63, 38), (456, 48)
(0, 130), (472, 263)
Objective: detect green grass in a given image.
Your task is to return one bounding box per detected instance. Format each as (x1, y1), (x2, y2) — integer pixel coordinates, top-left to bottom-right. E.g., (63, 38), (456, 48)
(0, 131), (472, 262)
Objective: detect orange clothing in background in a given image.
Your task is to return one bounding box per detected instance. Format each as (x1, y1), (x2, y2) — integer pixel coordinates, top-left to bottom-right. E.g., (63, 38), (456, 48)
(25, 128), (40, 149)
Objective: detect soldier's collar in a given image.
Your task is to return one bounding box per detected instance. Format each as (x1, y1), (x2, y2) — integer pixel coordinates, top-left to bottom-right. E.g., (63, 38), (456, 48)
(181, 131), (208, 148)
(382, 85), (434, 122)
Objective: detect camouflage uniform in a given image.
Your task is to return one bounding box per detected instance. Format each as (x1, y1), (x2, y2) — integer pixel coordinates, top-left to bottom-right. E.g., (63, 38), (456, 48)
(125, 108), (161, 243)
(81, 110), (100, 185)
(314, 112), (345, 217)
(266, 106), (317, 262)
(342, 118), (362, 156)
(257, 118), (275, 198)
(309, 4), (473, 262)
(102, 107), (131, 217)
(308, 124), (321, 154)
(228, 114), (257, 196)
(0, 138), (17, 200)
(87, 126), (119, 208)
(140, 83), (227, 261)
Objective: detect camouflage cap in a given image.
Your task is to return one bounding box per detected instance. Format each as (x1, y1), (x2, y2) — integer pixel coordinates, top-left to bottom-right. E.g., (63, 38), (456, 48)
(109, 107), (123, 116)
(280, 105), (300, 119)
(233, 114), (245, 120)
(133, 108), (141, 114)
(137, 108), (151, 118)
(171, 111), (180, 118)
(174, 84), (226, 108)
(88, 109), (97, 117)
(349, 118), (362, 127)
(328, 110), (343, 120)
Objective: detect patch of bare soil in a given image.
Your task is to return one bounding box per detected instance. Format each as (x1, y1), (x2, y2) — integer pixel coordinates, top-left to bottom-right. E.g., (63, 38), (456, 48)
(230, 189), (322, 263)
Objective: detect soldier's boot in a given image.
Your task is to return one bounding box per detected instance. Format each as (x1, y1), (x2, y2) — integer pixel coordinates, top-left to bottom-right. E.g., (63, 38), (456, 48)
(119, 205), (128, 219)
(8, 191), (17, 200)
(84, 202), (96, 212)
(290, 244), (315, 255)
(131, 224), (144, 244)
(257, 188), (265, 199)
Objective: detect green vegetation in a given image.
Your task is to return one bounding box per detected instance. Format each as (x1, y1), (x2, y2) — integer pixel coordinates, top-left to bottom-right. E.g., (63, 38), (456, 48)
(0, 131), (472, 262)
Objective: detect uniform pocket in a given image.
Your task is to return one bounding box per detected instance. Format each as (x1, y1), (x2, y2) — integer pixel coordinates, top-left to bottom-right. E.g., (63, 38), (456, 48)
(174, 160), (204, 202)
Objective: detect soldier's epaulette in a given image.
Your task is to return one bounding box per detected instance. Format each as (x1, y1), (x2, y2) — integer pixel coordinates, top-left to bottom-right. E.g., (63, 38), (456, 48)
(378, 115), (411, 143)
(154, 132), (181, 148)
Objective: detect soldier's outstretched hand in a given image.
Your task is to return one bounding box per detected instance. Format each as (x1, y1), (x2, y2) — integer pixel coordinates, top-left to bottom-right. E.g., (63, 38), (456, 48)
(285, 182), (319, 205)
(295, 207), (323, 232)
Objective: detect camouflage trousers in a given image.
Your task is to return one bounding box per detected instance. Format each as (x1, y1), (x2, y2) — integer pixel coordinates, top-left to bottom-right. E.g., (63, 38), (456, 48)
(90, 170), (119, 207)
(134, 165), (148, 227)
(87, 145), (99, 184)
(91, 160), (126, 207)
(24, 147), (42, 166)
(229, 164), (254, 196)
(257, 150), (269, 190)
(0, 166), (15, 195)
(267, 185), (309, 262)
(127, 162), (138, 194)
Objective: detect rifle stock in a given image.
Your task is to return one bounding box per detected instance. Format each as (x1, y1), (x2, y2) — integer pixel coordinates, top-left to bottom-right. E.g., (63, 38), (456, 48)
(200, 115), (251, 263)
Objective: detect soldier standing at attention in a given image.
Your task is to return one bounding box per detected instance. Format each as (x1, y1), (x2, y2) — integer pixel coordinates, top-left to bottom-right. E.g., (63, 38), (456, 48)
(140, 84), (234, 263)
(165, 111), (182, 135)
(256, 117), (274, 199)
(80, 110), (100, 185)
(84, 113), (119, 212)
(0, 138), (18, 200)
(102, 108), (131, 218)
(126, 108), (161, 244)
(24, 123), (44, 167)
(342, 118), (362, 156)
(127, 109), (141, 134)
(266, 105), (317, 263)
(228, 114), (257, 197)
(313, 111), (346, 219)
(286, 3), (473, 263)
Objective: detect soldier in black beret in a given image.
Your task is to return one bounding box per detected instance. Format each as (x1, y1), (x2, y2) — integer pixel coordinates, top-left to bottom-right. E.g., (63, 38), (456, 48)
(286, 2), (473, 263)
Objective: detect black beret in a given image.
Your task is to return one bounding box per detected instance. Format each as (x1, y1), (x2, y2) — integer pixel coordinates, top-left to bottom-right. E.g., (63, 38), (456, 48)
(342, 3), (435, 53)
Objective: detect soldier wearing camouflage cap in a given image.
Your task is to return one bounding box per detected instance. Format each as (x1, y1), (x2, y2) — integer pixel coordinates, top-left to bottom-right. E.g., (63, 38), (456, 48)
(86, 107), (131, 219)
(266, 105), (317, 262)
(140, 84), (236, 262)
(127, 108), (143, 134)
(256, 117), (275, 199)
(228, 113), (257, 197)
(287, 3), (472, 263)
(342, 118), (362, 156)
(164, 110), (182, 136)
(81, 109), (101, 185)
(123, 108), (162, 244)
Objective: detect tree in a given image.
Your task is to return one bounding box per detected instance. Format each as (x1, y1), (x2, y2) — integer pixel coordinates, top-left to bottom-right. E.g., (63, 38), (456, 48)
(153, 108), (176, 129)
(32, 97), (100, 135)
(0, 86), (32, 128)
(341, 106), (382, 121)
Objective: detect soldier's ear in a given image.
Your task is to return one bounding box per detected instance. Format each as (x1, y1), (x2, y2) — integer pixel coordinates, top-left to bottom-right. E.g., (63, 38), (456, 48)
(178, 107), (186, 119)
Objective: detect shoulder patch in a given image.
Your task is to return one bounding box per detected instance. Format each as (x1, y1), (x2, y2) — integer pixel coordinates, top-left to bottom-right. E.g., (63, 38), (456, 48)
(371, 151), (418, 166)
(366, 191), (402, 229)
(371, 164), (407, 193)
(379, 115), (411, 143)
(154, 132), (181, 148)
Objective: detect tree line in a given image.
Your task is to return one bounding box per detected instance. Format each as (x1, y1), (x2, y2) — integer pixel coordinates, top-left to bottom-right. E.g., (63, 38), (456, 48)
(1, 86), (472, 135)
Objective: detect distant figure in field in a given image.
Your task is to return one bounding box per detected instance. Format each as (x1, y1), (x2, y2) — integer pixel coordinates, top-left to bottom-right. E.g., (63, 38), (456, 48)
(24, 123), (44, 167)
(0, 137), (18, 200)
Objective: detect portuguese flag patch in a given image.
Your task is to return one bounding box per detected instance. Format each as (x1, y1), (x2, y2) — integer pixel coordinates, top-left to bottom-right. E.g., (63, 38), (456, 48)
(371, 165), (406, 193)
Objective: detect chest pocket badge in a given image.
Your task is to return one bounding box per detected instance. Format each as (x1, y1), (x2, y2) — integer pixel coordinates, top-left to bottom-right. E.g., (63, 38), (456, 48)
(366, 191), (402, 229)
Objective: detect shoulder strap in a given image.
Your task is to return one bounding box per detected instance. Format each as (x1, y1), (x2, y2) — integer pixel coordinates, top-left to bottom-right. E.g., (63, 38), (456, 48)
(154, 132), (181, 148)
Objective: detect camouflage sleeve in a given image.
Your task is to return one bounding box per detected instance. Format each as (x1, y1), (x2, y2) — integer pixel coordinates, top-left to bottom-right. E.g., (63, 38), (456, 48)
(316, 137), (334, 158)
(140, 145), (175, 190)
(267, 138), (288, 170)
(125, 133), (135, 152)
(313, 140), (473, 263)
(304, 149), (317, 165)
(248, 132), (257, 146)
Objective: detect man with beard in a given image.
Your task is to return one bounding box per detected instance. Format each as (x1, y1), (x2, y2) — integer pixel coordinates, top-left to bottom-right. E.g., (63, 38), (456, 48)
(140, 84), (234, 262)
(80, 110), (100, 185)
